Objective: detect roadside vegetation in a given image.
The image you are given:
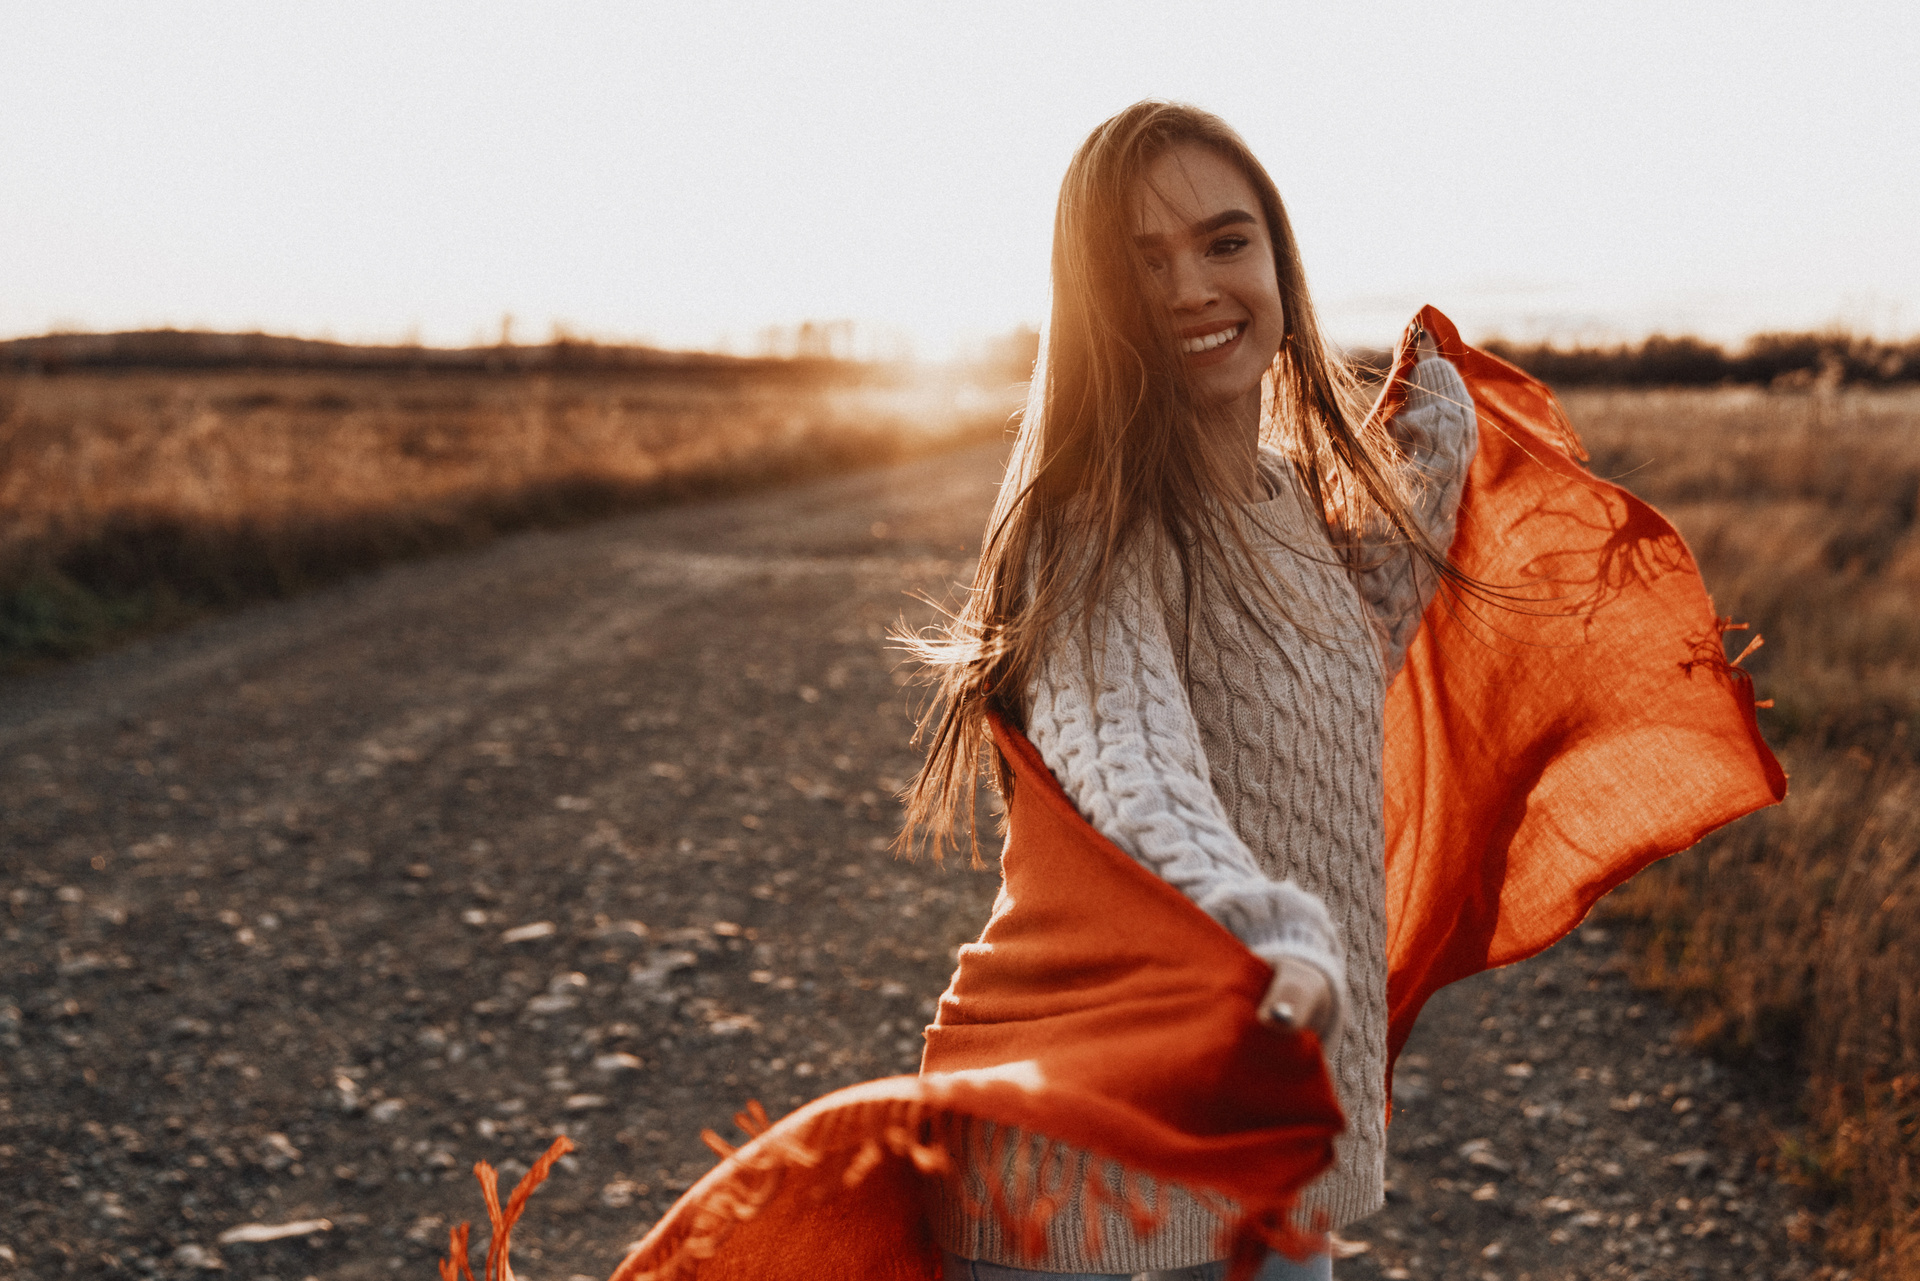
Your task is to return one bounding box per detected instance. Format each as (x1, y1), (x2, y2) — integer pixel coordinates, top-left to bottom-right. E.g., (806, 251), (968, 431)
(0, 338), (1021, 670)
(1485, 331), (1920, 389)
(1574, 386), (1920, 1279)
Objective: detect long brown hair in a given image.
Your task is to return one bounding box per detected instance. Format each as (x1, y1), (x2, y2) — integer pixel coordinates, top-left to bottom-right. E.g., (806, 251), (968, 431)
(898, 100), (1455, 861)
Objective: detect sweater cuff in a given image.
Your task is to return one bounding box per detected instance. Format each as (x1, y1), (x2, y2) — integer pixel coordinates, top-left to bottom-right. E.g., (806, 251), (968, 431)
(1409, 354), (1471, 409)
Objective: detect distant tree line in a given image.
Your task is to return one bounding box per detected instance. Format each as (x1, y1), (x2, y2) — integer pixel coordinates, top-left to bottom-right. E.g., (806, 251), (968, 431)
(0, 329), (873, 383)
(1344, 330), (1920, 388)
(1477, 331), (1920, 388)
(12, 324), (1913, 389)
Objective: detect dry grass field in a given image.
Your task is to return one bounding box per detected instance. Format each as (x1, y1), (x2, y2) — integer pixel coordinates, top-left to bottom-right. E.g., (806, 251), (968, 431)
(1569, 387), (1920, 1278)
(0, 362), (1017, 668)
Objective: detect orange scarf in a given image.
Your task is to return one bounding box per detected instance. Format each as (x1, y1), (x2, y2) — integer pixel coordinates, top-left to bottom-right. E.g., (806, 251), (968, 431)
(1379, 305), (1786, 1069)
(455, 308), (1785, 1281)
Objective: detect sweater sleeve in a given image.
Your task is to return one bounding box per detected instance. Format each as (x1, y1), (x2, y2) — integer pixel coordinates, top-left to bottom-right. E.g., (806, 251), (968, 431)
(1024, 545), (1349, 1040)
(1354, 355), (1478, 678)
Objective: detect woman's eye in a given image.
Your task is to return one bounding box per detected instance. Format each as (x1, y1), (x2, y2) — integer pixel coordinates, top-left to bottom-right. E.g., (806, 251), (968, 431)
(1209, 236), (1250, 258)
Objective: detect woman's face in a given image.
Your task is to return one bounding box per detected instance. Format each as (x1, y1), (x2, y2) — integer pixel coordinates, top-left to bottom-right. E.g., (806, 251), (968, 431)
(1132, 143), (1286, 412)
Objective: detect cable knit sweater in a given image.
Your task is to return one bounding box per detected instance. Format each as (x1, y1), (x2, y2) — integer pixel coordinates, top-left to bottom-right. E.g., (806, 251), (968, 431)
(935, 357), (1477, 1271)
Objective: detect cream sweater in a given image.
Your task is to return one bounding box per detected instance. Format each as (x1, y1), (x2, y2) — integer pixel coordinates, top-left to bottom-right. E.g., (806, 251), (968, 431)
(935, 357), (1477, 1271)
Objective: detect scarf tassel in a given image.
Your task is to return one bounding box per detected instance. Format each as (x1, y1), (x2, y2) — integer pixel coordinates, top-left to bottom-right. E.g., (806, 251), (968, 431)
(439, 1108), (1316, 1281)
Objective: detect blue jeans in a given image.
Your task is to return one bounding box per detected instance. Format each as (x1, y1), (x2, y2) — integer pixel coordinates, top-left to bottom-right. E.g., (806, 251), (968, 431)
(940, 1250), (1333, 1281)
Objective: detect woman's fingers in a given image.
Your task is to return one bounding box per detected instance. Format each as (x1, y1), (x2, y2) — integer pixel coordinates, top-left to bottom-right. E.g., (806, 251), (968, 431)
(1259, 958), (1335, 1037)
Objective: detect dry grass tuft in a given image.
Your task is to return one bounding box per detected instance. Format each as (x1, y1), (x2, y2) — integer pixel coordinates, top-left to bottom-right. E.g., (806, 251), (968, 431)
(0, 364), (1016, 667)
(1577, 387), (1920, 1277)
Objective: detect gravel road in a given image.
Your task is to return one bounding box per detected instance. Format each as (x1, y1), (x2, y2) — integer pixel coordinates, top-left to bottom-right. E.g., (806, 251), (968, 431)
(2, 444), (1822, 1280)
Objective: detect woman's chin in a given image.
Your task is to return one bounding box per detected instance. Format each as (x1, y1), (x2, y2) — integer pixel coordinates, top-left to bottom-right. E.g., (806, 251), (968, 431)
(1185, 340), (1276, 410)
(1192, 365), (1264, 410)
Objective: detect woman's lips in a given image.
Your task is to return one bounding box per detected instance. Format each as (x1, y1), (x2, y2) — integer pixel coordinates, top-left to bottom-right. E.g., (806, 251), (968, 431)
(1183, 322), (1246, 367)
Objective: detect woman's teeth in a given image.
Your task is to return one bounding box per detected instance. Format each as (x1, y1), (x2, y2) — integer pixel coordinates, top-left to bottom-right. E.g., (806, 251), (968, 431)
(1183, 324), (1243, 354)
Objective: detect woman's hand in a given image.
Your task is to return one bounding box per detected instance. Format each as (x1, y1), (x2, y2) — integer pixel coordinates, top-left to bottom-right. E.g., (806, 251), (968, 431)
(1414, 326), (1441, 365)
(1258, 956), (1336, 1038)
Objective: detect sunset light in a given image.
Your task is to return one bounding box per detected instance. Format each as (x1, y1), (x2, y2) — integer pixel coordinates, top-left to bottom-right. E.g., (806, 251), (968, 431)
(4, 1), (1915, 354)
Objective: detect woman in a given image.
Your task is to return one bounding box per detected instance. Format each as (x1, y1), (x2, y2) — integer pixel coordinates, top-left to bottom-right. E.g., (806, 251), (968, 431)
(900, 101), (1478, 1279)
(597, 98), (1779, 1281)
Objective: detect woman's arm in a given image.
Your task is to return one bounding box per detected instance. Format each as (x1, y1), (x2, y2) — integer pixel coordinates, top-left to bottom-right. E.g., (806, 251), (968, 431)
(1025, 548), (1348, 1040)
(1355, 347), (1479, 676)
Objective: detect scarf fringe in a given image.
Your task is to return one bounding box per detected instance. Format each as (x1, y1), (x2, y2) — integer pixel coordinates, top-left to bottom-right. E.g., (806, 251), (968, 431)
(1681, 618), (1776, 711)
(436, 1103), (1321, 1281)
(597, 1095), (1319, 1281)
(438, 1135), (575, 1281)
(605, 1093), (937, 1281)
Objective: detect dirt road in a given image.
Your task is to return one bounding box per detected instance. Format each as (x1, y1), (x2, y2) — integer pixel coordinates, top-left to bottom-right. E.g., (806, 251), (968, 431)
(2, 445), (1821, 1280)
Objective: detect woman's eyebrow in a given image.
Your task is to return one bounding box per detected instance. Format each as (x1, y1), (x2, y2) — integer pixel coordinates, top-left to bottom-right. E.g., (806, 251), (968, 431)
(1133, 209), (1259, 248)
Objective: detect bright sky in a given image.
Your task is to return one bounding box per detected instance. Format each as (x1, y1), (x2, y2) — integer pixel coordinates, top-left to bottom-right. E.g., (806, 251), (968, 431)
(4, 1), (1916, 356)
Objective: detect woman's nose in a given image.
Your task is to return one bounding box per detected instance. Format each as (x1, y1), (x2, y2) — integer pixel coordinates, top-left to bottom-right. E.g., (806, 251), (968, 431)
(1162, 252), (1215, 313)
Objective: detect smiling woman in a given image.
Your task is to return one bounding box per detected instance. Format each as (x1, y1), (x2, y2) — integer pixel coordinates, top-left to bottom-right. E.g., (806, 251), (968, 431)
(898, 101), (1479, 1278)
(603, 99), (1782, 1281)
(891, 97), (1780, 1281)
